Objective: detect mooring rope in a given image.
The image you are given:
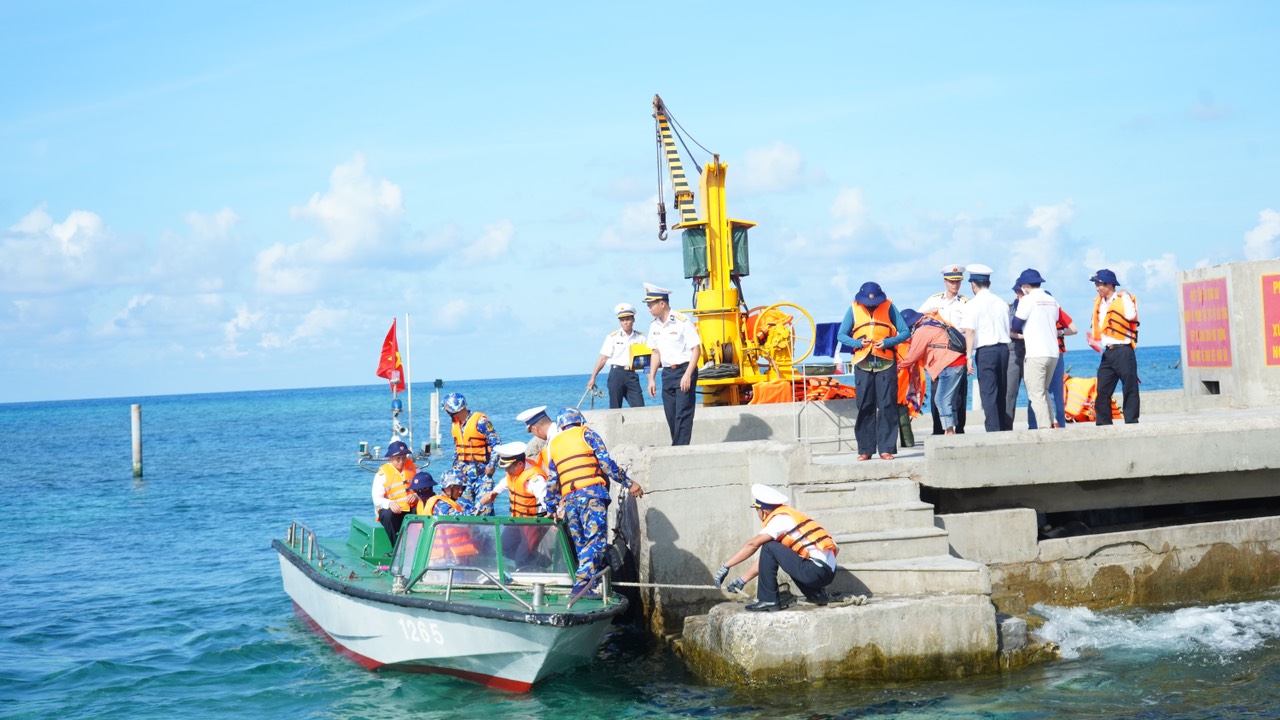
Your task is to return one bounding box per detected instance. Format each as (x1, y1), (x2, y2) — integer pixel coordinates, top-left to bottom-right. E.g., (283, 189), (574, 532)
(612, 581), (722, 590)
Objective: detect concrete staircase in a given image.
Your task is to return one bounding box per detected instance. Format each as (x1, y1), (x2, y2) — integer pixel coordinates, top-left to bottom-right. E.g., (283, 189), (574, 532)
(790, 471), (991, 598)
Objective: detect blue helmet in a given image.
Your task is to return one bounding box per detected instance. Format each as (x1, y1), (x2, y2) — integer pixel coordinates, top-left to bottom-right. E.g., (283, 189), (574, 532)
(440, 469), (465, 490)
(556, 407), (585, 430)
(409, 471), (435, 493)
(441, 392), (467, 414)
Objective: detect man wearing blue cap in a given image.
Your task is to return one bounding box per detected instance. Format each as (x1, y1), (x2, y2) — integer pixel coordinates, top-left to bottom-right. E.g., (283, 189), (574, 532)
(587, 303), (647, 409)
(371, 440), (414, 546)
(644, 282), (703, 445)
(837, 281), (910, 460)
(959, 264), (1013, 431)
(1089, 269), (1140, 424)
(1013, 269), (1061, 430)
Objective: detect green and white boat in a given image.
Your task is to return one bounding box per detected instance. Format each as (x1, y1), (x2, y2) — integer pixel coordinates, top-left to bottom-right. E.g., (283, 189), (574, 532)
(273, 514), (627, 691)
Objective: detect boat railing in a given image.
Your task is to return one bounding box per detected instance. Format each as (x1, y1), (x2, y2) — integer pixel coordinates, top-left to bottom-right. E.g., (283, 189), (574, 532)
(400, 565), (537, 611)
(287, 522), (322, 563)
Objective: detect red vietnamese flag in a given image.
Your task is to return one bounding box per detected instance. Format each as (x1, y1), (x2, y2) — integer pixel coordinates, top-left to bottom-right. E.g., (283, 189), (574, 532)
(375, 319), (405, 393)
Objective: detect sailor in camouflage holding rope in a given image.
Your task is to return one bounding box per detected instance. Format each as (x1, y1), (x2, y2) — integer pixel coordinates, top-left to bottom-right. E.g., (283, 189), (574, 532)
(544, 407), (644, 596)
(441, 392), (501, 516)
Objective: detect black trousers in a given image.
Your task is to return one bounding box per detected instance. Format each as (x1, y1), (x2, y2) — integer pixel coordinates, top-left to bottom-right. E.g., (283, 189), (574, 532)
(854, 366), (898, 455)
(930, 372), (968, 434)
(661, 363), (698, 445)
(1096, 344), (1140, 424)
(377, 508), (405, 548)
(756, 541), (836, 602)
(606, 366), (644, 409)
(975, 343), (1012, 432)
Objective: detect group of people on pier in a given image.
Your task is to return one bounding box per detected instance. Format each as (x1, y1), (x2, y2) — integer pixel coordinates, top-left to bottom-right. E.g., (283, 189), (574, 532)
(371, 394), (643, 598)
(818, 262), (1141, 460)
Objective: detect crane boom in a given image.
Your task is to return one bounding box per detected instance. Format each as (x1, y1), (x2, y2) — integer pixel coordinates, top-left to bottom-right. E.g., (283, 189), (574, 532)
(649, 95), (815, 405)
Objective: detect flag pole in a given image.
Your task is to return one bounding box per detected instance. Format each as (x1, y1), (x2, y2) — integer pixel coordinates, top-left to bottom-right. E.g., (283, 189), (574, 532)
(405, 313), (414, 454)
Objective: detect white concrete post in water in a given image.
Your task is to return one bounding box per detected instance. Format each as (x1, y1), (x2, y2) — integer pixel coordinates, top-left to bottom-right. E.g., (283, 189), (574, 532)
(131, 403), (143, 477)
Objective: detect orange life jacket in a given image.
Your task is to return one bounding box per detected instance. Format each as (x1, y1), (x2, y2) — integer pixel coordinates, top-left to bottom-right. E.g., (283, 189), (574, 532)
(424, 513), (478, 562)
(850, 301), (896, 364)
(506, 463), (545, 517)
(452, 412), (492, 464)
(548, 425), (607, 496)
(762, 506), (838, 561)
(378, 462), (413, 513)
(1091, 292), (1139, 348)
(1063, 375), (1123, 422)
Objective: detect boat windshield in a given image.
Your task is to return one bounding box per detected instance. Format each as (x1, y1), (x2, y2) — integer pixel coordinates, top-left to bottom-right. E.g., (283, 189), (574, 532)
(390, 521), (424, 578)
(499, 523), (572, 577)
(414, 520), (573, 586)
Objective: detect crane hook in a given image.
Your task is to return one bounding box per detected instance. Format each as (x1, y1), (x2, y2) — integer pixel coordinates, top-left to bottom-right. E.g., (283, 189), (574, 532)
(657, 201), (668, 241)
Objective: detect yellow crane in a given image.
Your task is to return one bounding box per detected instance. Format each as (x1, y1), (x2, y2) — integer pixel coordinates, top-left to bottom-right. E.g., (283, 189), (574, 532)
(652, 95), (815, 406)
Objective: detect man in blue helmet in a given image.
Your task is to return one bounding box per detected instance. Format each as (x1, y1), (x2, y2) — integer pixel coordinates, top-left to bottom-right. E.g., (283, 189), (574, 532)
(371, 440), (414, 546)
(545, 407), (644, 596)
(441, 392), (501, 517)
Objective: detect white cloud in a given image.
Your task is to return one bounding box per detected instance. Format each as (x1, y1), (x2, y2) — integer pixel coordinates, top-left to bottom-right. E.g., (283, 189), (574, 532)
(1141, 253), (1180, 288)
(290, 153), (404, 263)
(256, 154), (407, 294)
(1243, 209), (1280, 260)
(99, 294), (156, 337)
(736, 142), (824, 194)
(829, 187), (868, 240)
(221, 304), (262, 357)
(1009, 200), (1076, 274)
(289, 302), (353, 344)
(597, 195), (668, 251)
(459, 219), (515, 266)
(0, 204), (142, 294)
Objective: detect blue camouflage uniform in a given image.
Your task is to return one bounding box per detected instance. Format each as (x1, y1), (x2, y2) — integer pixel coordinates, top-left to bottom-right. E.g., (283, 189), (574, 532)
(545, 425), (633, 594)
(453, 413), (501, 517)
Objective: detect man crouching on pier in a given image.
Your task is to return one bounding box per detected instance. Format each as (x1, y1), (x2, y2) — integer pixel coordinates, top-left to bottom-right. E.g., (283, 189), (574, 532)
(713, 484), (839, 611)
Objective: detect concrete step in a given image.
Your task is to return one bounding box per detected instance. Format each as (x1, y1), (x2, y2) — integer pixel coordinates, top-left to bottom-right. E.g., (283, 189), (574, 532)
(832, 555), (992, 597)
(792, 479), (923, 510)
(818, 502), (938, 535)
(832, 526), (952, 562)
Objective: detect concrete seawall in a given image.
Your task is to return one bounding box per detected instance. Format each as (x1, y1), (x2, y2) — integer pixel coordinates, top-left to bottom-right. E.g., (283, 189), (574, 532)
(588, 389), (1280, 684)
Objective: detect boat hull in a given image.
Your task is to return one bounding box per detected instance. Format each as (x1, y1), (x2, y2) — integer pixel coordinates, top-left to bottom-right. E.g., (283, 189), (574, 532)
(277, 553), (615, 691)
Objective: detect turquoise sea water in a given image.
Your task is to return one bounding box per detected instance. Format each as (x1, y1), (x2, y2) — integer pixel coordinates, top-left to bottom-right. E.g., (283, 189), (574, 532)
(9, 345), (1280, 719)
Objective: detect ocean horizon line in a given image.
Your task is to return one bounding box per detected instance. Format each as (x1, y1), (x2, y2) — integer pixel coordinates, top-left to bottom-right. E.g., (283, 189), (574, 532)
(0, 344), (1183, 408)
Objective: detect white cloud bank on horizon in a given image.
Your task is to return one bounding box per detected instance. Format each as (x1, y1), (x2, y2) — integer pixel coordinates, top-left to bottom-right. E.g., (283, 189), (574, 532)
(1243, 209), (1280, 260)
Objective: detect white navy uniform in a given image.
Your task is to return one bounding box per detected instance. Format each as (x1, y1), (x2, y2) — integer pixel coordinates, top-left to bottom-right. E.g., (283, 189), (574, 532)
(918, 292), (968, 327)
(599, 328), (646, 408)
(920, 264), (969, 435)
(644, 282), (701, 446)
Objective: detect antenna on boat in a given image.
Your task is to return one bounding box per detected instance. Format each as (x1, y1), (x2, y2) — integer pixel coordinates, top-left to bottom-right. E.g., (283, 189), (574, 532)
(405, 313), (414, 453)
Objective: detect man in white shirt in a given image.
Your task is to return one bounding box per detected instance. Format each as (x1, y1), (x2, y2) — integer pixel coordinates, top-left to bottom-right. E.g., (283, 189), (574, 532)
(919, 263), (969, 434)
(1013, 269), (1061, 430)
(644, 283), (702, 445)
(586, 302), (647, 409)
(712, 484), (838, 612)
(958, 264), (1013, 432)
(1089, 268), (1141, 424)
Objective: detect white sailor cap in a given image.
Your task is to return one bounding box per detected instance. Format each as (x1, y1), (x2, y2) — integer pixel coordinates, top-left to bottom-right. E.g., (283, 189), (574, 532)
(496, 441), (527, 467)
(614, 302), (636, 318)
(941, 264), (966, 280)
(967, 263), (994, 282)
(643, 282), (671, 303)
(750, 483), (789, 509)
(515, 405), (550, 431)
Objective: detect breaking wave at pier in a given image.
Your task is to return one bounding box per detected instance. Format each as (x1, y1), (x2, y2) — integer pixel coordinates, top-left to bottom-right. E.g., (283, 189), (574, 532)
(1035, 598), (1280, 660)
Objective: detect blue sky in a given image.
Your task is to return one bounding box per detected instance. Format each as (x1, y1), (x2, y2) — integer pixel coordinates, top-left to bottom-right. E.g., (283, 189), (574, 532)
(3, 1), (1278, 403)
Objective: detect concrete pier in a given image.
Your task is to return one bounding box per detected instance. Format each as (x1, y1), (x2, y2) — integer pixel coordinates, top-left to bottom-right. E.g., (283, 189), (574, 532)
(594, 392), (1280, 684)
(586, 259), (1280, 685)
